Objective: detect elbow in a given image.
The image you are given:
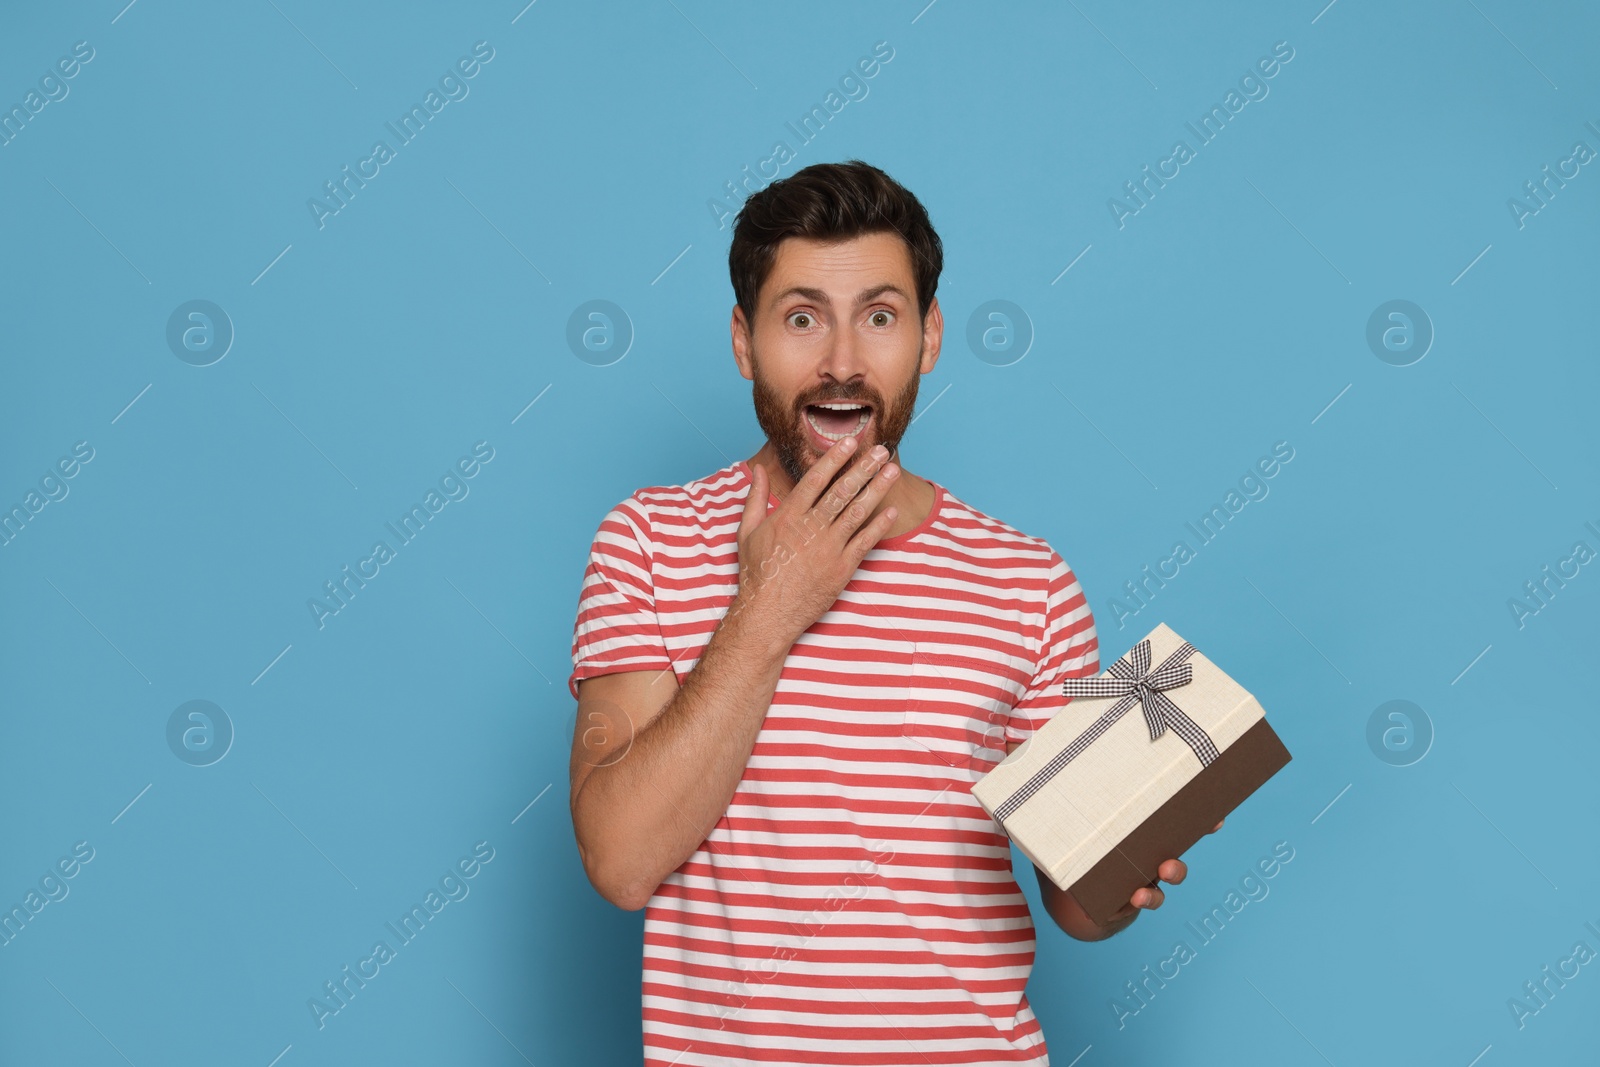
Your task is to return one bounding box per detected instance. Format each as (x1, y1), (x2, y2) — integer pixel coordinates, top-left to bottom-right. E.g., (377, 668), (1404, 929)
(571, 783), (660, 911)
(589, 862), (654, 912)
(576, 835), (654, 912)
(613, 885), (650, 912)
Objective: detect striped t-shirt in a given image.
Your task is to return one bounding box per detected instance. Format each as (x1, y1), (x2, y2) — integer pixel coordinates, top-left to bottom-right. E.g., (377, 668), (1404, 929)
(569, 458), (1100, 1066)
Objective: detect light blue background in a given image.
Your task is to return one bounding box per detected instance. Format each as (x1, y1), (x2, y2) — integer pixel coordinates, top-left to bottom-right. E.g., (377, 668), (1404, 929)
(2, 1), (1596, 1064)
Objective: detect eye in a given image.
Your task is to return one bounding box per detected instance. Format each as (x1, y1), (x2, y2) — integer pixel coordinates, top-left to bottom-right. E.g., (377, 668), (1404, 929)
(787, 311), (815, 329)
(869, 309), (894, 327)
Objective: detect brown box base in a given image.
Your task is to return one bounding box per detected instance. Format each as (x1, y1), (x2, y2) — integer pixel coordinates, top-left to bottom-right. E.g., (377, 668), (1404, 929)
(1063, 716), (1293, 926)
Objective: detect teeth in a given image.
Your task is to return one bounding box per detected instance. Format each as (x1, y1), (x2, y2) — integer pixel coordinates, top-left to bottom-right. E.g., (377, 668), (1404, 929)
(815, 401), (867, 410)
(805, 407), (871, 441)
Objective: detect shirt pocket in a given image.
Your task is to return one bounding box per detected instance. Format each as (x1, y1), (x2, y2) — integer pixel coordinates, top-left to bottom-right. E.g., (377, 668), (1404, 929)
(900, 644), (1012, 775)
(772, 634), (917, 743)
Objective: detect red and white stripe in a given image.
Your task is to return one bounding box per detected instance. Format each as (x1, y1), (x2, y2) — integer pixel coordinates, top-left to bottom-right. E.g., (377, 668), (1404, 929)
(571, 459), (1099, 1066)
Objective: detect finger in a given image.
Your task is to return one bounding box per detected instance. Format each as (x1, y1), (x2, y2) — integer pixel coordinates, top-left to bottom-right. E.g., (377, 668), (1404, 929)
(790, 435), (861, 512)
(842, 502), (898, 563)
(815, 446), (889, 525)
(1159, 859), (1186, 885)
(829, 457), (899, 536)
(739, 461), (769, 541)
(1212, 818), (1225, 833)
(1135, 884), (1164, 909)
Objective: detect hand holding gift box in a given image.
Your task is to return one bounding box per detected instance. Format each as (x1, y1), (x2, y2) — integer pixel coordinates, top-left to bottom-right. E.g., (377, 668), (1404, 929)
(974, 622), (1293, 928)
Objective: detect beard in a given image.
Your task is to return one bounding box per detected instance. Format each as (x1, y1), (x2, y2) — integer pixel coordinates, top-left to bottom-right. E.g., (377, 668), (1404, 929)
(750, 344), (922, 488)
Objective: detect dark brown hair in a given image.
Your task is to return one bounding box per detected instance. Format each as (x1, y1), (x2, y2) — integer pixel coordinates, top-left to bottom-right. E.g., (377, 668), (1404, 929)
(728, 159), (944, 327)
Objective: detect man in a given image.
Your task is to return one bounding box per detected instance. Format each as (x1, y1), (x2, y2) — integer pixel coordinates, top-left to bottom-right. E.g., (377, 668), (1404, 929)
(568, 160), (1218, 1065)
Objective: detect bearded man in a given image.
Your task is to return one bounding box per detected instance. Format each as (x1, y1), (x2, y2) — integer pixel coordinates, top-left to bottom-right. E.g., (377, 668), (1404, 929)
(568, 159), (1214, 1066)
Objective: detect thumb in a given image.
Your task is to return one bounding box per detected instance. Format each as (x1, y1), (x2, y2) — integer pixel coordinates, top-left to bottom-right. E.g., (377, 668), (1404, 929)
(739, 461), (768, 540)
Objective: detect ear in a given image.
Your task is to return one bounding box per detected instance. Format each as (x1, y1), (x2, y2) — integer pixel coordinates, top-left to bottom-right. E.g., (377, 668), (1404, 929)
(919, 295), (943, 375)
(731, 304), (754, 381)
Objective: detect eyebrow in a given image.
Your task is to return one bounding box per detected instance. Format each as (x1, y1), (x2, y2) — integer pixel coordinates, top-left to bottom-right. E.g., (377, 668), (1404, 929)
(767, 283), (910, 313)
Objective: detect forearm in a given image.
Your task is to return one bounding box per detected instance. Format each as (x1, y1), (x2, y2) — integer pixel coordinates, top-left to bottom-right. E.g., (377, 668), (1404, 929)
(573, 601), (791, 910)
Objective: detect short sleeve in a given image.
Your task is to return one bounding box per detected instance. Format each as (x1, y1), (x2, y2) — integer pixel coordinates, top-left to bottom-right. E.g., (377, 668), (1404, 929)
(1006, 550), (1099, 746)
(567, 496), (675, 700)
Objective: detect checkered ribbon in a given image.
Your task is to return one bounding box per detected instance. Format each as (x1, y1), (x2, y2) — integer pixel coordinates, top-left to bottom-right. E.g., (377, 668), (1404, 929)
(991, 638), (1221, 825)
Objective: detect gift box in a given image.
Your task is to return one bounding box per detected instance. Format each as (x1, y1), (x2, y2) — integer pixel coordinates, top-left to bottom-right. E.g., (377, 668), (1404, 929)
(973, 622), (1292, 927)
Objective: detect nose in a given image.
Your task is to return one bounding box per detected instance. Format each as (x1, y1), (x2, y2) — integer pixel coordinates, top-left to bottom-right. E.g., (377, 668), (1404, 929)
(817, 323), (869, 391)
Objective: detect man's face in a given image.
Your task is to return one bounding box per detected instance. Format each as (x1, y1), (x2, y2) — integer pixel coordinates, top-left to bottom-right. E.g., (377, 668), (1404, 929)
(733, 231), (942, 487)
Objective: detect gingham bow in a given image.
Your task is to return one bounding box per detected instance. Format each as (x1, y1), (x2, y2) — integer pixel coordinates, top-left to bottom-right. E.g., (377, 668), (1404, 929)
(1061, 638), (1215, 754)
(991, 637), (1221, 825)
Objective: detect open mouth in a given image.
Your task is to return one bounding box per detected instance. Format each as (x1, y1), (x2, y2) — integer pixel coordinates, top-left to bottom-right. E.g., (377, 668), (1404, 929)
(804, 401), (873, 442)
